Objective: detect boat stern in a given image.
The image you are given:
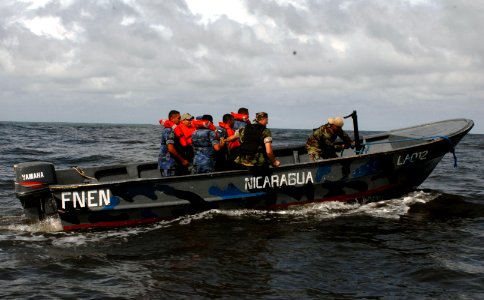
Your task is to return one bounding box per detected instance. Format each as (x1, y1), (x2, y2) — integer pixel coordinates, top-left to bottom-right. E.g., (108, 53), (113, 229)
(14, 162), (58, 221)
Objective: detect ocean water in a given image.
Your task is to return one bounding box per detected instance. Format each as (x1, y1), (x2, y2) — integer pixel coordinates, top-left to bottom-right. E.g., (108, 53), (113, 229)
(0, 122), (483, 299)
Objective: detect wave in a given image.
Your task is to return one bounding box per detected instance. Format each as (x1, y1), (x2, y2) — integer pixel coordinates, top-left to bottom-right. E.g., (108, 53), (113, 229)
(8, 147), (54, 156)
(407, 191), (484, 219)
(118, 140), (149, 145)
(0, 216), (63, 234)
(2, 190), (482, 244)
(0, 179), (14, 190)
(56, 154), (118, 166)
(196, 190), (438, 222)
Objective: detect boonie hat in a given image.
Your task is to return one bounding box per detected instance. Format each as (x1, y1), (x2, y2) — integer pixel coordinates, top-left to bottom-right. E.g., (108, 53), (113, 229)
(181, 113), (194, 120)
(255, 112), (268, 121)
(328, 117), (344, 127)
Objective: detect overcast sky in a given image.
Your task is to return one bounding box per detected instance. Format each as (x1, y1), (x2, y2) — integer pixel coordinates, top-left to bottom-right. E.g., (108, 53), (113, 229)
(1, 0), (482, 133)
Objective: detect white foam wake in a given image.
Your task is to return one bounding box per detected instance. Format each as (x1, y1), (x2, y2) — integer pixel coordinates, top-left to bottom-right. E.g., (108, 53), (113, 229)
(0, 191), (440, 244)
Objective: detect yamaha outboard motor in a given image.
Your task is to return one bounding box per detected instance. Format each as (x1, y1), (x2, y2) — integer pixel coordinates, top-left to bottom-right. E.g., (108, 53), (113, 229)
(14, 162), (58, 221)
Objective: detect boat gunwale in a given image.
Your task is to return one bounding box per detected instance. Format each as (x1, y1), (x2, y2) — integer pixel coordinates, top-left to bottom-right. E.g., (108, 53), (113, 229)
(47, 123), (472, 191)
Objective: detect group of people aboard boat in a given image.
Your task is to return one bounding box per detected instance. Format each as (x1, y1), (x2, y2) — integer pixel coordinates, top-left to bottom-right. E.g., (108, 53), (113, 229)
(158, 108), (354, 176)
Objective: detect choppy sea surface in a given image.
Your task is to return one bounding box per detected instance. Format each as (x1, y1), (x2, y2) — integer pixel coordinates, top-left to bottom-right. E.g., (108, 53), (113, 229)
(0, 122), (483, 299)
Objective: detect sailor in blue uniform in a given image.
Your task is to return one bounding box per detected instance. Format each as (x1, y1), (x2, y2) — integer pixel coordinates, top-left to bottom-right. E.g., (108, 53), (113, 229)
(191, 115), (225, 174)
(158, 110), (190, 176)
(233, 107), (250, 130)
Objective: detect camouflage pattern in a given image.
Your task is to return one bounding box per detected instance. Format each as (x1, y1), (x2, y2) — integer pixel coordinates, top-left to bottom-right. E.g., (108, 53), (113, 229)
(234, 124), (273, 167)
(192, 128), (220, 174)
(158, 127), (177, 176)
(306, 123), (353, 160)
(255, 111), (268, 121)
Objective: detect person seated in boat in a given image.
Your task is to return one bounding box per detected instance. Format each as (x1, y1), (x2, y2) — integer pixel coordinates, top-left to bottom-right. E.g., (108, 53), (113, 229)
(191, 115), (226, 174)
(178, 113), (196, 164)
(158, 110), (191, 176)
(217, 113), (241, 170)
(226, 112), (281, 168)
(305, 116), (354, 160)
(232, 107), (250, 130)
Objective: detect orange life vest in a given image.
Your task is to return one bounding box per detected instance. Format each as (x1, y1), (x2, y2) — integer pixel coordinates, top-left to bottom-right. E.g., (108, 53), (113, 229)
(192, 119), (217, 131)
(178, 123), (195, 146)
(219, 122), (240, 149)
(159, 119), (191, 147)
(231, 112), (250, 124)
(159, 119), (175, 128)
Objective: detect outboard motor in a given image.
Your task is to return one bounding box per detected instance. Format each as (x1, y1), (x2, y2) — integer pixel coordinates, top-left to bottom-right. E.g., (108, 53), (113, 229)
(14, 162), (58, 221)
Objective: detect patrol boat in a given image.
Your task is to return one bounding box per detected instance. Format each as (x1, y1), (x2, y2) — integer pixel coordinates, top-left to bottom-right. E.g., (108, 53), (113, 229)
(14, 114), (474, 231)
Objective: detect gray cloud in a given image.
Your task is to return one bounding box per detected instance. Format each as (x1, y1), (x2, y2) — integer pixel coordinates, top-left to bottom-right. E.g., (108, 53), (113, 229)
(0, 0), (482, 133)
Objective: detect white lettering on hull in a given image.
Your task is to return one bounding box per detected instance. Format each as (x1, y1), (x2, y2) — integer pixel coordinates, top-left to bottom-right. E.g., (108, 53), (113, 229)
(61, 189), (111, 209)
(244, 171), (313, 190)
(396, 150), (429, 166)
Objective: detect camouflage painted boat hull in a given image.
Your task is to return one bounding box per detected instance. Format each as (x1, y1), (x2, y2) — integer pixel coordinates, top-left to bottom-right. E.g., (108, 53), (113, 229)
(14, 119), (474, 231)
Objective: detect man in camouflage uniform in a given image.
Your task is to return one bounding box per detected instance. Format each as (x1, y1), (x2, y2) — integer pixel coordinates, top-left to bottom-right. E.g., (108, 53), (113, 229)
(228, 112), (280, 168)
(306, 116), (354, 160)
(158, 110), (190, 176)
(192, 115), (225, 174)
